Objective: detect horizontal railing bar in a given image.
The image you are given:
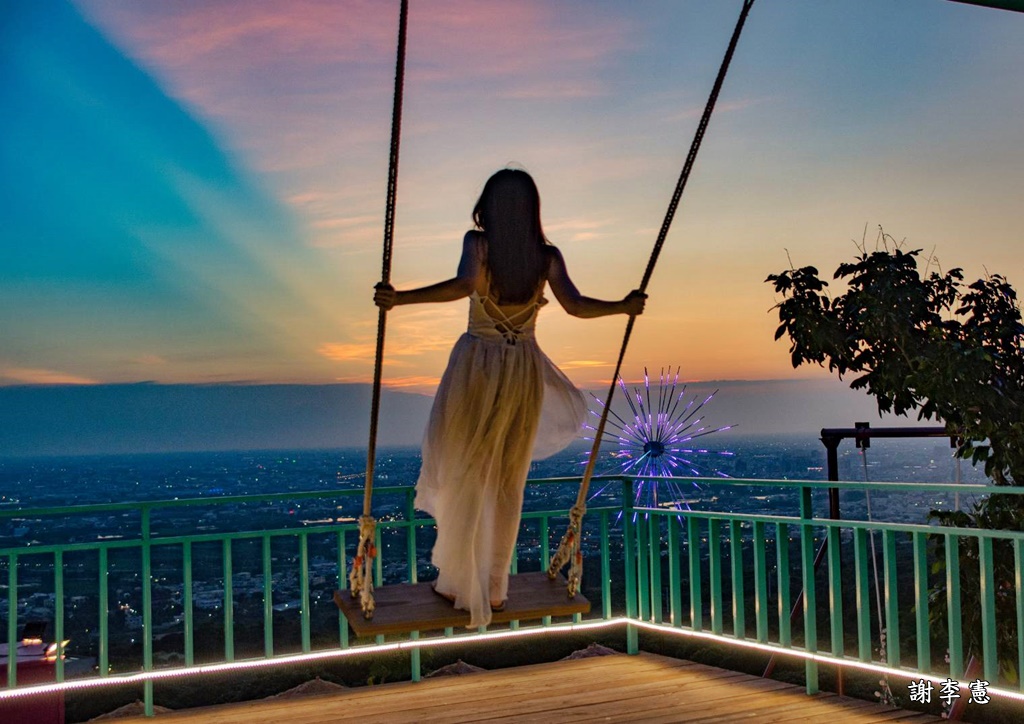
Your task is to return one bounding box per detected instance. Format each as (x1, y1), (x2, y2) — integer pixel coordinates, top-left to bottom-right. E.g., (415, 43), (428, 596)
(0, 476), (625, 521)
(635, 505), (1024, 540)
(619, 474), (1017, 495)
(0, 506), (623, 557)
(8, 496), (1020, 557)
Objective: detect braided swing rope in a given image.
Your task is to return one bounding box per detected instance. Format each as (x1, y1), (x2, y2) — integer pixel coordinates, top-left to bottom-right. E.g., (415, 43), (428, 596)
(350, 0), (409, 619)
(547, 0), (758, 596)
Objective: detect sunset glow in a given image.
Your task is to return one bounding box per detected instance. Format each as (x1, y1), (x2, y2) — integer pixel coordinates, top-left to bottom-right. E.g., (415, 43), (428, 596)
(3, 0), (1023, 393)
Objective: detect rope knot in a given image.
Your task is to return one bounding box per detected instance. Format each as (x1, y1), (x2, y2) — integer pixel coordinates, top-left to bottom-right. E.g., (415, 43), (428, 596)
(546, 503), (588, 596)
(349, 515), (378, 619)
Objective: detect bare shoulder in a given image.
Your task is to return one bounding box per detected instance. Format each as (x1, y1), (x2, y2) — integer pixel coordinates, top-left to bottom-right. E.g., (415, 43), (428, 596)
(543, 244), (564, 261)
(544, 244), (566, 271)
(461, 229), (486, 256)
(464, 229), (487, 253)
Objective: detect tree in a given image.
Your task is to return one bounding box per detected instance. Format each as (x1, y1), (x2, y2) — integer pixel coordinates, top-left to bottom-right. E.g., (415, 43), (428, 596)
(767, 233), (1024, 679)
(766, 235), (1024, 487)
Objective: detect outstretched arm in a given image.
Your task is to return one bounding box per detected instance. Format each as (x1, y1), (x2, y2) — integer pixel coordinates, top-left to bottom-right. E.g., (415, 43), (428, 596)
(546, 247), (646, 319)
(373, 232), (483, 310)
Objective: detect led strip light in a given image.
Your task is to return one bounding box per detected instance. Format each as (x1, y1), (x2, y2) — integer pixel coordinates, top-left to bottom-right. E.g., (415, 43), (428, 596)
(2, 617), (1022, 707)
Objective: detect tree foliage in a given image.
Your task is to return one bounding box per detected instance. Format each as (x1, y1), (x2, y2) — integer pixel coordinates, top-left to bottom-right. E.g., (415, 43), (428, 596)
(766, 238), (1024, 487)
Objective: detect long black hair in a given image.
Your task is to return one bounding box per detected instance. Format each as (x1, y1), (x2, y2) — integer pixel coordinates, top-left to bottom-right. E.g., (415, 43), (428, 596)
(472, 169), (550, 304)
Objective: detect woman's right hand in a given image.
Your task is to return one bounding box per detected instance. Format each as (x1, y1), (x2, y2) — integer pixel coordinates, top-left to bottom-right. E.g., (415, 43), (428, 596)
(622, 289), (647, 316)
(373, 282), (397, 310)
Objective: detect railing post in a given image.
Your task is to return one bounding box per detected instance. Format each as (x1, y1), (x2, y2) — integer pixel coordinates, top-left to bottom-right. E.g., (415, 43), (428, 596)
(406, 489), (417, 584)
(799, 487), (818, 694)
(54, 550), (65, 684)
(634, 512), (651, 618)
(300, 534), (311, 653)
(946, 534), (964, 679)
(337, 530), (349, 649)
(623, 478), (638, 655)
(223, 538), (234, 662)
(98, 547), (109, 676)
(826, 525), (843, 659)
(541, 515), (551, 628)
(373, 522), (384, 589)
(649, 514), (662, 624)
(882, 530), (900, 668)
(709, 519), (723, 636)
(601, 511), (612, 621)
(979, 536), (997, 681)
(776, 523), (791, 648)
(183, 541), (194, 666)
(912, 531), (930, 673)
(263, 535), (274, 658)
(7, 554), (16, 688)
(730, 520), (745, 639)
(637, 512), (651, 621)
(142, 507), (154, 716)
(853, 527), (871, 662)
(667, 514), (682, 627)
(688, 517), (703, 631)
(753, 521), (768, 643)
(410, 630), (421, 682)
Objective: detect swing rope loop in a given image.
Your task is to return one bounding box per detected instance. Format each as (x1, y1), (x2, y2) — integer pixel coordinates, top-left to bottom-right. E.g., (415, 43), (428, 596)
(547, 0), (757, 591)
(352, 0), (409, 620)
(348, 515), (378, 617)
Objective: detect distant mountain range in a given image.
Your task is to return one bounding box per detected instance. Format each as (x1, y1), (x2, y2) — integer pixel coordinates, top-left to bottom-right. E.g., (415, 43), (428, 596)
(0, 379), (908, 457)
(0, 383), (433, 457)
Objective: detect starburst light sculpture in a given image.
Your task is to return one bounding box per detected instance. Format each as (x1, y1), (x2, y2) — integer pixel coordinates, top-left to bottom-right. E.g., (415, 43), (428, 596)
(584, 367), (734, 515)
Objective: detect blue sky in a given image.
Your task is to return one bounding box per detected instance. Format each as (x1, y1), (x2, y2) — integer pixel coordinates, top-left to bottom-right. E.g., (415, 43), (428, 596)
(2, 0), (1022, 392)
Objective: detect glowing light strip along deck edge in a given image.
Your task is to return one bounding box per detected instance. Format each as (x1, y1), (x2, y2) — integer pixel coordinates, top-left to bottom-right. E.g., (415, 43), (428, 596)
(3, 617), (1023, 706)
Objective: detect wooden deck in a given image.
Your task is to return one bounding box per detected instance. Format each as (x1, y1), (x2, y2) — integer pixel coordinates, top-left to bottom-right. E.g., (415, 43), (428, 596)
(111, 652), (941, 723)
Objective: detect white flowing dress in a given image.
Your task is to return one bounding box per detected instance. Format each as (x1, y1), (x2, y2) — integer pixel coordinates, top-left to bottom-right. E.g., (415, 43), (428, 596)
(415, 283), (587, 627)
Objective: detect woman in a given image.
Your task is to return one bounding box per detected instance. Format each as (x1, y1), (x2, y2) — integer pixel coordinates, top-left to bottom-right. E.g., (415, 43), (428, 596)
(374, 169), (645, 627)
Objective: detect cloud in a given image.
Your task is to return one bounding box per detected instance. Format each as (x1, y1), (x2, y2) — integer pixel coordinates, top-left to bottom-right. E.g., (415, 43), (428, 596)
(332, 374), (440, 394)
(381, 375), (441, 392)
(662, 97), (768, 124)
(496, 80), (607, 101)
(131, 355), (169, 367)
(316, 342), (377, 363)
(318, 309), (459, 366)
(0, 367), (99, 385)
(74, 1), (634, 155)
(555, 360), (612, 371)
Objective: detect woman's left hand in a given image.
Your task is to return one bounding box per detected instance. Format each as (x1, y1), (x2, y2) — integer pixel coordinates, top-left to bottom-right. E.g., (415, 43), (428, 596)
(622, 289), (647, 316)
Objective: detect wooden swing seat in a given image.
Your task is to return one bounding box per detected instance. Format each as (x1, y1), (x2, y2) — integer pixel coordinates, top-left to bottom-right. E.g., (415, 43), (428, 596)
(334, 571), (590, 637)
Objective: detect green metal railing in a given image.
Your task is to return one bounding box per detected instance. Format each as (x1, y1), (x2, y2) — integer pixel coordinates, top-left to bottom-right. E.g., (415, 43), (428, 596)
(2, 474), (1023, 715)
(628, 476), (1024, 700)
(0, 477), (623, 714)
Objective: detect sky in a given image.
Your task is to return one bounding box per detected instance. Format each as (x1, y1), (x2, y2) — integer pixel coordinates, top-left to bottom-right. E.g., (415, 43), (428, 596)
(2, 0), (1023, 398)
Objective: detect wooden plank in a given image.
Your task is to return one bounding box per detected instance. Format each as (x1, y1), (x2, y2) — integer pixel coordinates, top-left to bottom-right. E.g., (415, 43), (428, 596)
(406, 665), (763, 722)
(334, 571), (590, 636)
(484, 676), (795, 723)
(306, 656), (700, 720)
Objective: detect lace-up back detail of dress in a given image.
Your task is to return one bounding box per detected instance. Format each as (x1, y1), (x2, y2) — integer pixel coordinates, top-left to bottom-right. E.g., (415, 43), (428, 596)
(468, 278), (547, 346)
